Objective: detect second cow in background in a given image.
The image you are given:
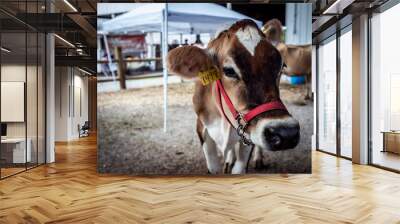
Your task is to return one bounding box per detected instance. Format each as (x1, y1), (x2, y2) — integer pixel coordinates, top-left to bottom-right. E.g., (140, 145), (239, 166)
(263, 19), (312, 101)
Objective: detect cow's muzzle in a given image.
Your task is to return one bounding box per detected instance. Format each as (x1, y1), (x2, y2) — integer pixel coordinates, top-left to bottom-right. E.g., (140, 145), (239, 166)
(250, 117), (300, 151)
(264, 123), (299, 150)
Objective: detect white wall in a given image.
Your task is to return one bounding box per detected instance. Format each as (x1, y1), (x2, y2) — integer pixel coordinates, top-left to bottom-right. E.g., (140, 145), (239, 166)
(1, 65), (26, 131)
(1, 65), (40, 138)
(55, 67), (69, 141)
(55, 67), (89, 141)
(71, 73), (89, 138)
(1, 63), (46, 164)
(1, 65), (26, 143)
(285, 3), (312, 45)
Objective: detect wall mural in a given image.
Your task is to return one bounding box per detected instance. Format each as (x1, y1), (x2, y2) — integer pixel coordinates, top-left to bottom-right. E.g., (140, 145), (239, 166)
(97, 3), (313, 175)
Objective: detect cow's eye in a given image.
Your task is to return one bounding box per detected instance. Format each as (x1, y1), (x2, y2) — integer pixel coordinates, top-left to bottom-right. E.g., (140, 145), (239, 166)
(223, 67), (239, 79)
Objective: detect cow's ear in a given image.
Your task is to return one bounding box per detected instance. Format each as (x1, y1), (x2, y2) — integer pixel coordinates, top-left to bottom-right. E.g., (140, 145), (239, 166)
(167, 46), (215, 79)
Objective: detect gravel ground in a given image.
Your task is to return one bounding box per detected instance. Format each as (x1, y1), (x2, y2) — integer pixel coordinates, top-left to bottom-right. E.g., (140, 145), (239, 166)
(98, 81), (312, 175)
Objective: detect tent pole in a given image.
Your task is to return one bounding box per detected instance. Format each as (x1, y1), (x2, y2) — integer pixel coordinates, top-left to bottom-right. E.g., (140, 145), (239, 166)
(103, 34), (116, 80)
(162, 4), (169, 132)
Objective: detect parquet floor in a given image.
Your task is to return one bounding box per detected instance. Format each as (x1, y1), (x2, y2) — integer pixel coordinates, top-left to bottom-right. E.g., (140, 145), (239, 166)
(1, 134), (400, 224)
(1, 167), (26, 178)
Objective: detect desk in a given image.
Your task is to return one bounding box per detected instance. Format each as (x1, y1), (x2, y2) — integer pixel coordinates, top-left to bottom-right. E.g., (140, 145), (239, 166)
(1, 138), (31, 163)
(382, 131), (400, 154)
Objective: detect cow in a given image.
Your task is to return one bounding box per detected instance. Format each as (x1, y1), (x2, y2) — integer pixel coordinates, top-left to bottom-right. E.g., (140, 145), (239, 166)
(262, 19), (312, 101)
(167, 19), (300, 174)
(262, 18), (283, 47)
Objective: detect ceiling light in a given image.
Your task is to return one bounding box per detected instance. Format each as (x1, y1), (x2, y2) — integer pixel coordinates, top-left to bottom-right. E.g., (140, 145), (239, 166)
(323, 0), (354, 15)
(1, 47), (11, 53)
(76, 48), (85, 55)
(63, 0), (78, 12)
(78, 67), (93, 76)
(54, 34), (75, 48)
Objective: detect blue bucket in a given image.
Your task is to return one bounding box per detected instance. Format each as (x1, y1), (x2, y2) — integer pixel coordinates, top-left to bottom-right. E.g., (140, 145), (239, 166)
(287, 75), (306, 85)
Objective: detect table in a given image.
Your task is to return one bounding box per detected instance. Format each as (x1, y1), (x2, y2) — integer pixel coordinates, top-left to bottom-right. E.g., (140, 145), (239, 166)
(1, 138), (31, 163)
(381, 131), (400, 154)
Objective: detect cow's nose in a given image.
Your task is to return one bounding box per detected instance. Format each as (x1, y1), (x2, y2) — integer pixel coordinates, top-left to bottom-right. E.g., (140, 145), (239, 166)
(264, 125), (299, 150)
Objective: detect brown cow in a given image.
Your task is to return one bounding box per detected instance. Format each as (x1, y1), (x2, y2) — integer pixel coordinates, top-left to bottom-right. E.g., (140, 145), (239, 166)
(167, 20), (300, 174)
(263, 19), (312, 101)
(262, 19), (283, 46)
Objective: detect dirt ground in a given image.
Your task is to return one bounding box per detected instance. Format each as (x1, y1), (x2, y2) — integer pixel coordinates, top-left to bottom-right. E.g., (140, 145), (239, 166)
(98, 81), (312, 175)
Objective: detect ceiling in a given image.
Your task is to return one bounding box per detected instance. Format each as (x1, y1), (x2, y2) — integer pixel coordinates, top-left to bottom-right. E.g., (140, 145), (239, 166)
(0, 0), (97, 73)
(0, 0), (393, 73)
(310, 0), (390, 42)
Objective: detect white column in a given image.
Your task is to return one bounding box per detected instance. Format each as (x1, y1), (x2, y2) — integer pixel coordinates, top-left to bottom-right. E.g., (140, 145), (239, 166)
(162, 4), (169, 132)
(352, 14), (369, 164)
(46, 33), (55, 163)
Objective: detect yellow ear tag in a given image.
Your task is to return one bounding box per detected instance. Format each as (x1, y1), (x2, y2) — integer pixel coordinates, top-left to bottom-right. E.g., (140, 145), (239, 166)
(198, 68), (221, 86)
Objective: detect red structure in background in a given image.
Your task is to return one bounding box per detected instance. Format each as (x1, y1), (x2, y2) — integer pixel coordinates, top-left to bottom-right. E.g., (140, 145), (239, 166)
(107, 35), (146, 56)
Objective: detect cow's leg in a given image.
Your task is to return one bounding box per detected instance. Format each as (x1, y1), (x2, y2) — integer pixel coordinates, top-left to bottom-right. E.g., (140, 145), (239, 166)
(307, 73), (313, 100)
(221, 127), (239, 174)
(197, 119), (222, 174)
(304, 73), (311, 101)
(253, 146), (265, 170)
(223, 148), (236, 174)
(202, 129), (222, 174)
(231, 143), (253, 174)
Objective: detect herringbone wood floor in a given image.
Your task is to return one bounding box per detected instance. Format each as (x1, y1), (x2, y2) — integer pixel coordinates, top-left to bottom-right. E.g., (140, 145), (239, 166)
(1, 134), (400, 224)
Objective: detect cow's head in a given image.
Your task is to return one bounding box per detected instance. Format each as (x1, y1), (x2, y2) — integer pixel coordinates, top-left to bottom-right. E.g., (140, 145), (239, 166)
(262, 19), (283, 46)
(167, 19), (299, 151)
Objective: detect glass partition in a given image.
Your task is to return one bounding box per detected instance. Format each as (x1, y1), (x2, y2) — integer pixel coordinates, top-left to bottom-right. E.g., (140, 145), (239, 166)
(1, 31), (28, 177)
(0, 1), (46, 179)
(370, 3), (400, 171)
(317, 35), (337, 154)
(339, 27), (352, 158)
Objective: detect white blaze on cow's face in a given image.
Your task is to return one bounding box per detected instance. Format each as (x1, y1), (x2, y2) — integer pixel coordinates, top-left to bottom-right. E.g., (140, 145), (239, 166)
(235, 25), (262, 56)
(208, 20), (300, 151)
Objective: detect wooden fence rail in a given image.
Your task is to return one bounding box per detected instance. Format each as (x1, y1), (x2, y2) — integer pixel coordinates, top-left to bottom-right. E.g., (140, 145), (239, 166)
(98, 46), (162, 89)
(98, 58), (162, 64)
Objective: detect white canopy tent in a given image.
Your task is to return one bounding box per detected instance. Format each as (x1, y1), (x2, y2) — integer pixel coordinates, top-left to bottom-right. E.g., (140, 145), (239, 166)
(102, 3), (262, 34)
(101, 3), (262, 131)
(97, 3), (147, 16)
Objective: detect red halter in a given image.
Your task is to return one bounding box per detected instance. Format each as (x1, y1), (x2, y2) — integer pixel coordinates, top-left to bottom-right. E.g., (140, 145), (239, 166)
(215, 79), (287, 145)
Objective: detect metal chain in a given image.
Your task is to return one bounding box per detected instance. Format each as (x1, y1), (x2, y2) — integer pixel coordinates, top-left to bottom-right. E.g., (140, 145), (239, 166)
(235, 113), (253, 146)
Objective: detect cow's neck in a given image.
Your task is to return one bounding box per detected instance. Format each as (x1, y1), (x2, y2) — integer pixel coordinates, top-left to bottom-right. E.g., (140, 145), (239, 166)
(194, 80), (233, 128)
